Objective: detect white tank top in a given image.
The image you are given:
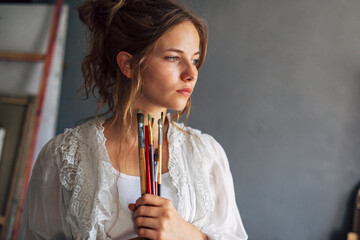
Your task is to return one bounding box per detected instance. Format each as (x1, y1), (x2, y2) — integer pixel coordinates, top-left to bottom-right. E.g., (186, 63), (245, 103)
(106, 168), (178, 239)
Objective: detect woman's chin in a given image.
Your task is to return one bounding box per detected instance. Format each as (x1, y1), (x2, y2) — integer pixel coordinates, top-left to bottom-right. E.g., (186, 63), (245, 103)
(170, 103), (188, 112)
(158, 99), (189, 113)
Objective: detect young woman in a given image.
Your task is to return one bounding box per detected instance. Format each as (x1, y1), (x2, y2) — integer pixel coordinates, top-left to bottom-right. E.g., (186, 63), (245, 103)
(19, 0), (248, 239)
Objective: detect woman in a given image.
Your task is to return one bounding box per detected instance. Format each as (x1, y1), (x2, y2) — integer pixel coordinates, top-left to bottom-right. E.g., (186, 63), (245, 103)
(19, 0), (248, 239)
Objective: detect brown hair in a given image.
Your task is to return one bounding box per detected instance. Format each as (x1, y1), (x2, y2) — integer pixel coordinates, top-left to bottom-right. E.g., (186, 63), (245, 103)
(78, 0), (208, 137)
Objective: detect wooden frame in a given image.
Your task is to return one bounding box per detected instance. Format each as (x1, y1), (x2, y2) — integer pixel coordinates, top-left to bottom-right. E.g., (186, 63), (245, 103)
(0, 95), (35, 239)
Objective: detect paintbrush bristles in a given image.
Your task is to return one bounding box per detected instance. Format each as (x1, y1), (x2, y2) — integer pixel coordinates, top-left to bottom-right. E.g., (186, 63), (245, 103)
(137, 111), (144, 148)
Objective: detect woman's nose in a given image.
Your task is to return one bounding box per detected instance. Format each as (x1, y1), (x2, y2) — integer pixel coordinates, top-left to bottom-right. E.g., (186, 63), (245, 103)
(180, 60), (198, 82)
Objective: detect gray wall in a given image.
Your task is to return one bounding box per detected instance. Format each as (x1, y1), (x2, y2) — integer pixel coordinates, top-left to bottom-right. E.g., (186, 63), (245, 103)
(58, 0), (360, 239)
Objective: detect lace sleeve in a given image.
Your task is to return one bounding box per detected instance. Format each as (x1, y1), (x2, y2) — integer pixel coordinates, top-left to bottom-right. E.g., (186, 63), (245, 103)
(200, 134), (248, 240)
(18, 137), (72, 239)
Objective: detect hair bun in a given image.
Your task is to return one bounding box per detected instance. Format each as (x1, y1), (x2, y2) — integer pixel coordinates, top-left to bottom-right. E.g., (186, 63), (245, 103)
(78, 0), (125, 33)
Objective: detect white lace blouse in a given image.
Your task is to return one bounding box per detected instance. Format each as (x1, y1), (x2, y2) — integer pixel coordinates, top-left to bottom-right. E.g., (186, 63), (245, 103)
(19, 118), (248, 240)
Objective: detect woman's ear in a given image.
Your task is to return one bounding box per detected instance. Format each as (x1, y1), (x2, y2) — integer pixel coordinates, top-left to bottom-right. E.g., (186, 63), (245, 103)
(116, 51), (133, 78)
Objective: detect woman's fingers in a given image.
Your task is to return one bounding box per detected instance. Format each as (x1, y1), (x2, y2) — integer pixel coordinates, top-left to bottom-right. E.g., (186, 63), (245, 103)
(137, 227), (164, 240)
(135, 194), (164, 207)
(135, 194), (173, 208)
(135, 216), (159, 230)
(128, 203), (136, 212)
(134, 205), (161, 218)
(130, 194), (187, 239)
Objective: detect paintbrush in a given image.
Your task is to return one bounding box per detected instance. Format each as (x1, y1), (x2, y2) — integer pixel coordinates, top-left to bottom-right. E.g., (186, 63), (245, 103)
(137, 110), (146, 195)
(145, 125), (152, 194)
(154, 148), (159, 196)
(157, 112), (163, 196)
(148, 114), (156, 195)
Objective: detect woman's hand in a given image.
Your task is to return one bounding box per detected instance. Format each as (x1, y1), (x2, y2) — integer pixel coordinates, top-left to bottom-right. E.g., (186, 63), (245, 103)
(128, 194), (208, 240)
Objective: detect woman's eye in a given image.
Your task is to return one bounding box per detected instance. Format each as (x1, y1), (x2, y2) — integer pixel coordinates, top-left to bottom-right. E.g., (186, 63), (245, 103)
(192, 59), (199, 65)
(165, 56), (179, 62)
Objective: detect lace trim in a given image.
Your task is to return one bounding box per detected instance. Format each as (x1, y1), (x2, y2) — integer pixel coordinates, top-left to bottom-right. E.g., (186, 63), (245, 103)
(188, 130), (215, 228)
(58, 128), (80, 191)
(57, 119), (113, 240)
(167, 122), (187, 220)
(167, 121), (215, 229)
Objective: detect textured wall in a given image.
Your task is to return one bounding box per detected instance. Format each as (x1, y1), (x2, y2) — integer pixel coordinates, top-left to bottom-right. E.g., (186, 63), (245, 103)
(57, 0), (360, 239)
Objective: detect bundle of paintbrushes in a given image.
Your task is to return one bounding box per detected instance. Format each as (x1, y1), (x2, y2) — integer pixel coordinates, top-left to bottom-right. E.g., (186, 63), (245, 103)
(137, 110), (163, 196)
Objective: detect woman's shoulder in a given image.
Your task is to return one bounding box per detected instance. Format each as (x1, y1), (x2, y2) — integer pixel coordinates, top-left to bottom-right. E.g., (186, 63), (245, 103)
(61, 117), (105, 143)
(36, 118), (105, 169)
(169, 121), (224, 156)
(46, 117), (105, 150)
(35, 118), (106, 190)
(169, 120), (220, 142)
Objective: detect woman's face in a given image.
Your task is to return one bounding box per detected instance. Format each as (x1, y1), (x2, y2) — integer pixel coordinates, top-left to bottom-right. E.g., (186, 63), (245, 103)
(139, 21), (200, 112)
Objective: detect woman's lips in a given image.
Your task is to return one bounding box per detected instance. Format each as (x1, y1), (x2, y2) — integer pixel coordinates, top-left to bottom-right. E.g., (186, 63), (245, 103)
(176, 88), (192, 97)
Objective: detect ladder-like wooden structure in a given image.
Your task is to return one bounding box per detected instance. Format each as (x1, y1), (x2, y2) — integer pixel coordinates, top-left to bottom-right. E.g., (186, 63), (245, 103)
(0, 1), (63, 239)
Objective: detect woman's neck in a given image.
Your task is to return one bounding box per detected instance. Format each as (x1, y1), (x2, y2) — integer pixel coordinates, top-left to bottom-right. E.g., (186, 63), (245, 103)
(105, 107), (167, 144)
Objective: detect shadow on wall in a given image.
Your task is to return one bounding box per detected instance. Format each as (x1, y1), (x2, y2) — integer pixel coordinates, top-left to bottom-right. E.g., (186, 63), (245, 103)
(330, 183), (360, 240)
